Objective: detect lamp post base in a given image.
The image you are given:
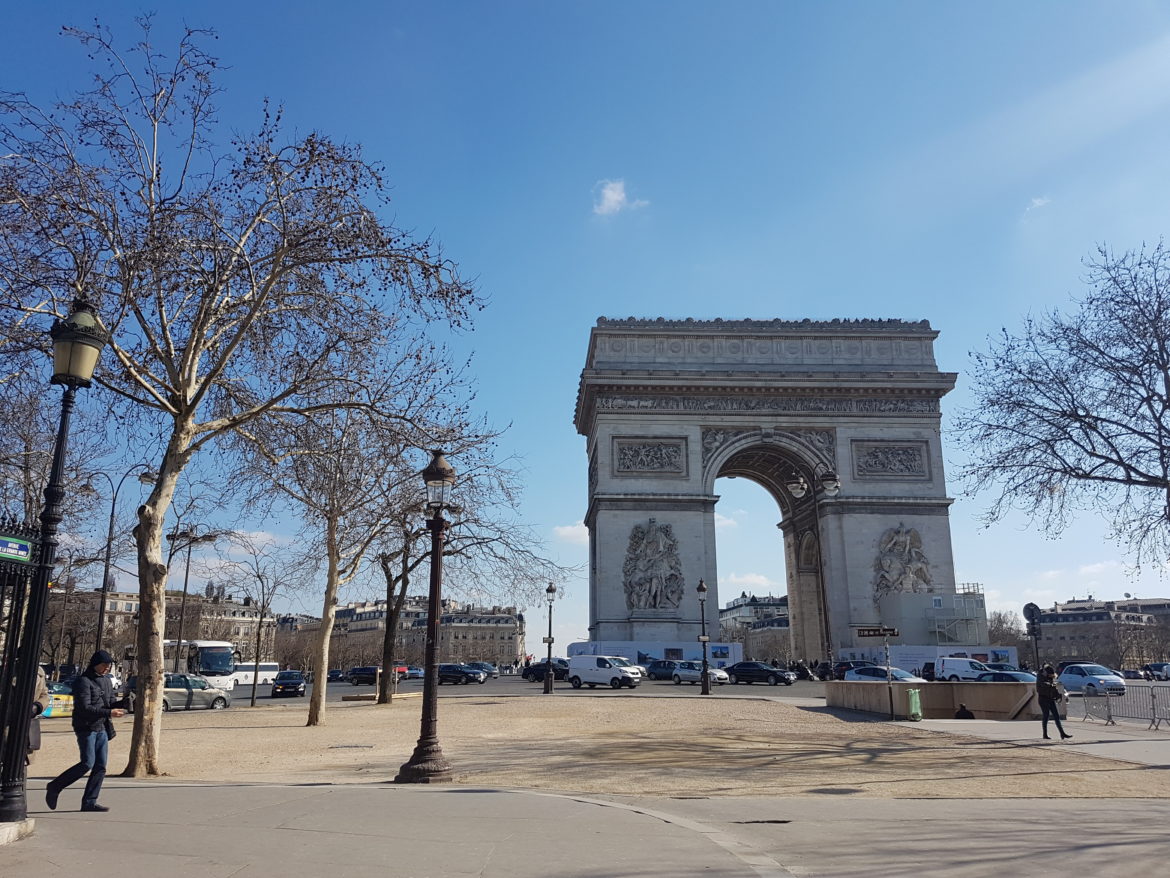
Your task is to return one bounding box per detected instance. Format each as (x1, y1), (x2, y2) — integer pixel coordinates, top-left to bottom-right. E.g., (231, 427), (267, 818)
(394, 739), (453, 784)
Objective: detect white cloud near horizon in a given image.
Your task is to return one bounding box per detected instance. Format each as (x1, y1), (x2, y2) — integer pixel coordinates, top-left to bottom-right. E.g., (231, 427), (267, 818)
(714, 512), (738, 529)
(554, 521), (590, 545)
(722, 571), (782, 590)
(1025, 195), (1051, 213)
(593, 179), (648, 215)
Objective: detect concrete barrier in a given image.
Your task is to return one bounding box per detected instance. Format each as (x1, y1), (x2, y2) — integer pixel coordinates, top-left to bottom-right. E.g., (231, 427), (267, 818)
(826, 681), (1056, 720)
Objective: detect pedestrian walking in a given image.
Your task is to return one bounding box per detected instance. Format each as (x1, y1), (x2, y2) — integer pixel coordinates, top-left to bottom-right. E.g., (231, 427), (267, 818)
(45, 649), (125, 812)
(1036, 665), (1071, 741)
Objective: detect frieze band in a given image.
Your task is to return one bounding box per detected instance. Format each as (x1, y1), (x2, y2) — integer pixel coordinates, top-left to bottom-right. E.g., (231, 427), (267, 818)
(598, 394), (939, 415)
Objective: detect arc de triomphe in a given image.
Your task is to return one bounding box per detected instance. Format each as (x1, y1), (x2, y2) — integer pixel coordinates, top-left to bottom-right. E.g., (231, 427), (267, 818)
(574, 317), (965, 661)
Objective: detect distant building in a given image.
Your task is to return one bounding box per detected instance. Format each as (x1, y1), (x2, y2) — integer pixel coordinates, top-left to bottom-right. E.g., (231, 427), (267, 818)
(719, 592), (791, 662)
(1035, 597), (1163, 667)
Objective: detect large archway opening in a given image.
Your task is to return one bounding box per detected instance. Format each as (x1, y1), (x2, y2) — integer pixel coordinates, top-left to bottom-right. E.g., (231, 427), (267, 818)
(713, 445), (830, 664)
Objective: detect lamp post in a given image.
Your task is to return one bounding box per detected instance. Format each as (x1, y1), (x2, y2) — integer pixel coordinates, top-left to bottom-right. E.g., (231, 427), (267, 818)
(166, 526), (218, 672)
(543, 582), (557, 694)
(782, 463), (841, 667)
(83, 466), (157, 652)
(396, 450), (456, 784)
(697, 579), (711, 695)
(0, 300), (108, 823)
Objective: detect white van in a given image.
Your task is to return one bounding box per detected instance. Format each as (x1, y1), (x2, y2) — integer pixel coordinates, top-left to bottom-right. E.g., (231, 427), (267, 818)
(936, 656), (991, 681)
(567, 655), (642, 689)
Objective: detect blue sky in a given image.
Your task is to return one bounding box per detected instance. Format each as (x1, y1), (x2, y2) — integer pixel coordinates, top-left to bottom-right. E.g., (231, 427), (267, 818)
(8, 3), (1170, 654)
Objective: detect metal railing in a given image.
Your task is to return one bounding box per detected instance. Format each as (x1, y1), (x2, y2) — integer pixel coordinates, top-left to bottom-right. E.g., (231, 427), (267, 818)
(1080, 684), (1170, 730)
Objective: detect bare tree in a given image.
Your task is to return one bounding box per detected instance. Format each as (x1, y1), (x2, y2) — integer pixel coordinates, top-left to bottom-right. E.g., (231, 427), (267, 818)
(213, 530), (296, 706)
(373, 447), (572, 703)
(957, 243), (1170, 571)
(986, 610), (1026, 648)
(0, 21), (479, 774)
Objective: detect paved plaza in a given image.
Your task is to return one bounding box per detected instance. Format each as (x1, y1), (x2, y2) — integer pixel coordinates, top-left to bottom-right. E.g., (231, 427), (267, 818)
(3, 691), (1169, 877)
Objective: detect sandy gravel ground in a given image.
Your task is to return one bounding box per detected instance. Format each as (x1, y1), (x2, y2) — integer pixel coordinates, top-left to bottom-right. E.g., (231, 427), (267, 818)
(31, 694), (1169, 799)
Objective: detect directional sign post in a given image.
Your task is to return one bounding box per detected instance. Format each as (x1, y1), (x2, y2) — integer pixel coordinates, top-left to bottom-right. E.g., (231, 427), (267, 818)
(854, 626), (900, 720)
(856, 627), (899, 638)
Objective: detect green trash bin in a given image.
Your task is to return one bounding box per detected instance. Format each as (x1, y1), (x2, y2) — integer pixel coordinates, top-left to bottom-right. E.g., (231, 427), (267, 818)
(906, 688), (923, 721)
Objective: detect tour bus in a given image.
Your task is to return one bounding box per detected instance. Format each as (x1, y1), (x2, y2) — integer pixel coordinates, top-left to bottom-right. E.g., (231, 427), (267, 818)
(229, 660), (281, 690)
(161, 640), (240, 690)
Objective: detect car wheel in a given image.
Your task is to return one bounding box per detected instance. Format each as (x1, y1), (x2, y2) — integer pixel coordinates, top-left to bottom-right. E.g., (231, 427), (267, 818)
(1084, 684), (1097, 696)
(211, 697), (227, 710)
(610, 678), (622, 689)
(948, 675), (960, 682)
(784, 679), (793, 686)
(478, 678), (486, 684)
(728, 674), (738, 684)
(570, 676), (582, 689)
(437, 678), (444, 685)
(767, 675), (778, 685)
(162, 699), (170, 712)
(673, 675), (682, 685)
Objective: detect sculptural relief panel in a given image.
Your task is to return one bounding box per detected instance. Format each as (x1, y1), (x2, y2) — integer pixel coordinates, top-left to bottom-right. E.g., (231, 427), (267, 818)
(612, 437), (688, 477)
(622, 519), (685, 610)
(851, 440), (930, 480)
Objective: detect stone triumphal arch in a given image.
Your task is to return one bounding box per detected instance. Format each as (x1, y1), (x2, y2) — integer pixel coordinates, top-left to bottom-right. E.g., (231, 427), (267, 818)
(574, 317), (965, 661)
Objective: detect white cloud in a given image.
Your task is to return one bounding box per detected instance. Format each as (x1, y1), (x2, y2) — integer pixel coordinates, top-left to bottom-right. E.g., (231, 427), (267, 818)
(1077, 560), (1121, 577)
(714, 512), (738, 529)
(1025, 195), (1051, 213)
(554, 521), (590, 545)
(592, 179), (648, 215)
(723, 571), (782, 590)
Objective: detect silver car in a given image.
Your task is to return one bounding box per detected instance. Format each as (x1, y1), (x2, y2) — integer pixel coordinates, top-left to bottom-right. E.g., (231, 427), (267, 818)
(162, 673), (232, 711)
(672, 661), (729, 685)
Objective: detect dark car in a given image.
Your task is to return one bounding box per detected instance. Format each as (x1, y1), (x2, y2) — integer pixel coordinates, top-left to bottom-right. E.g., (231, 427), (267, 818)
(327, 669), (345, 683)
(437, 663), (487, 684)
(645, 660), (679, 680)
(724, 661), (793, 685)
(348, 666), (380, 685)
(523, 658), (569, 682)
(832, 660), (878, 680)
(271, 670), (307, 697)
(466, 661), (499, 678)
(975, 671), (1037, 683)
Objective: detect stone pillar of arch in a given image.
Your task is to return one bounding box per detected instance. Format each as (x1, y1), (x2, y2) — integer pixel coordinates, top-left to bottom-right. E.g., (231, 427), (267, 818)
(574, 317), (970, 659)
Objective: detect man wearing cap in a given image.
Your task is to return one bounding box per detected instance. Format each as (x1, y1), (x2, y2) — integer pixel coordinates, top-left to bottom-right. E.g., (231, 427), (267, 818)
(45, 649), (125, 812)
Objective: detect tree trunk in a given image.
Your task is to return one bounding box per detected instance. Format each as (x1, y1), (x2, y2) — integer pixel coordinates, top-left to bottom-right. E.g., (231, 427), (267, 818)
(376, 538), (412, 705)
(122, 434), (188, 777)
(306, 523), (341, 727)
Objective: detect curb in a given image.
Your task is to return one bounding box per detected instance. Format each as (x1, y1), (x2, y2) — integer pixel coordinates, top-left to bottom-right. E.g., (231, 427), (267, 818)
(0, 818), (34, 847)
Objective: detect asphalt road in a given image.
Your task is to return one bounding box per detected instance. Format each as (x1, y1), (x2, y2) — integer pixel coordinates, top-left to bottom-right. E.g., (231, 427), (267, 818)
(238, 674), (828, 703)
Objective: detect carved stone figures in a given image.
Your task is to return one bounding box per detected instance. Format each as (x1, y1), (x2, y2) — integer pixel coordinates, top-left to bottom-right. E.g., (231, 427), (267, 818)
(873, 522), (932, 600)
(622, 519), (685, 610)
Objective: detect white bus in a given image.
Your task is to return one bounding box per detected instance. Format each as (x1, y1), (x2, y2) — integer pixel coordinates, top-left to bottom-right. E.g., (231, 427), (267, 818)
(229, 661), (281, 690)
(162, 640), (239, 690)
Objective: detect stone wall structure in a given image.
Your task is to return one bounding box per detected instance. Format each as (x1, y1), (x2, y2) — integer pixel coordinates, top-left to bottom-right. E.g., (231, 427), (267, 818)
(574, 316), (970, 660)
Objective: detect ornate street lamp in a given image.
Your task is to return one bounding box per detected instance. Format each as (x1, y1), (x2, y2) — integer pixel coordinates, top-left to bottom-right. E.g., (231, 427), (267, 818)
(0, 300), (108, 823)
(82, 466), (157, 652)
(543, 582), (557, 694)
(166, 526), (220, 672)
(782, 462), (840, 666)
(697, 578), (711, 695)
(396, 450), (456, 784)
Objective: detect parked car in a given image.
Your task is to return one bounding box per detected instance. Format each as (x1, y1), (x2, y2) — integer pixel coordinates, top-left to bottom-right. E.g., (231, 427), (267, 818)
(271, 670), (307, 697)
(157, 673), (231, 711)
(982, 663), (1020, 672)
(1058, 663), (1126, 696)
(348, 666), (380, 685)
(437, 664), (486, 684)
(466, 661), (499, 678)
(672, 661), (729, 685)
(975, 671), (1037, 683)
(645, 660), (679, 680)
(1121, 669), (1149, 680)
(1142, 662), (1170, 681)
(405, 666), (425, 679)
(326, 669), (345, 683)
(724, 662), (793, 686)
(523, 658), (569, 682)
(42, 680), (74, 717)
(833, 660), (879, 680)
(567, 654), (642, 689)
(844, 666), (927, 683)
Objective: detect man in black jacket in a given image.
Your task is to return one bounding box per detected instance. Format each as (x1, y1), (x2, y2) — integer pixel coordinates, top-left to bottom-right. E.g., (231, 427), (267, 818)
(45, 649), (125, 812)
